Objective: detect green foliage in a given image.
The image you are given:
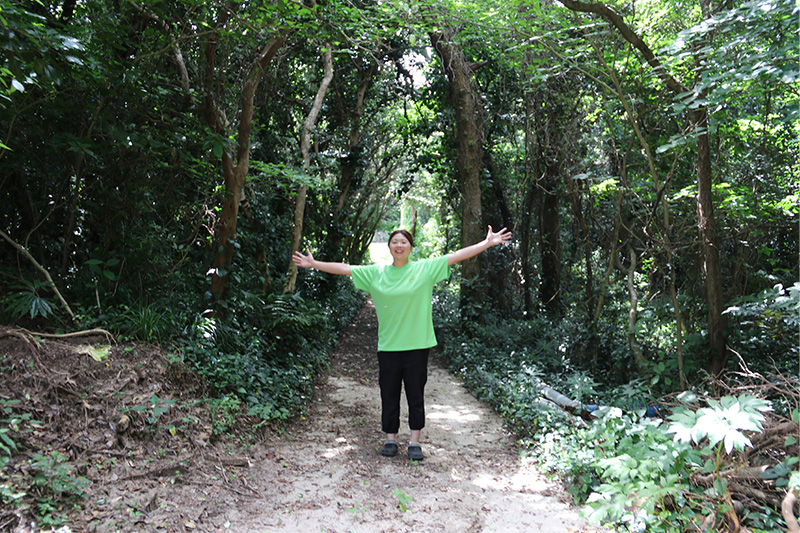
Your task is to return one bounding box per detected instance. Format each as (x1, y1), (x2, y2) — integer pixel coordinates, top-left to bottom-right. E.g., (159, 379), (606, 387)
(578, 395), (773, 531)
(85, 257), (120, 283)
(129, 394), (177, 426)
(29, 451), (88, 499)
(180, 282), (362, 424)
(119, 303), (171, 342)
(435, 292), (792, 531)
(2, 280), (56, 320)
(667, 393), (772, 455)
(0, 399), (25, 463)
(584, 409), (692, 529)
(209, 395), (242, 437)
(0, 1), (84, 96)
(0, 399), (86, 527)
(393, 488), (413, 513)
(724, 282), (800, 375)
(28, 451), (88, 526)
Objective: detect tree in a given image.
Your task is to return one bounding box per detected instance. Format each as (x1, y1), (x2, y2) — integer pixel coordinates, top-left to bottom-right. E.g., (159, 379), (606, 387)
(430, 26), (485, 311)
(195, 6), (289, 305)
(557, 0), (723, 373)
(284, 45), (334, 294)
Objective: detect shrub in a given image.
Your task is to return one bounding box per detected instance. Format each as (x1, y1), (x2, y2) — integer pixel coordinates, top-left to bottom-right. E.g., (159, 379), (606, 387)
(434, 296), (794, 532)
(179, 282), (361, 424)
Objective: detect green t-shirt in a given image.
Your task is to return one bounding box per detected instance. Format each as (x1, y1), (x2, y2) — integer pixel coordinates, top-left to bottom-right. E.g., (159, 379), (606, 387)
(351, 256), (450, 352)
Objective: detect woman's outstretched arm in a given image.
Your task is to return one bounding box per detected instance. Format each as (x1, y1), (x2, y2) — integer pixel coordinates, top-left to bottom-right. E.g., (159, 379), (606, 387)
(447, 225), (512, 266)
(292, 249), (351, 276)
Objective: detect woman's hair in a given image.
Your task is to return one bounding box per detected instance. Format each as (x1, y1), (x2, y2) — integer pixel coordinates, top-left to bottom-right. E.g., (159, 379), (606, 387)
(388, 229), (414, 248)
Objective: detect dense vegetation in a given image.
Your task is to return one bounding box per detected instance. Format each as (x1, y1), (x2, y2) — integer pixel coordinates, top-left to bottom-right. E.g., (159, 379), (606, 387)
(1, 0), (797, 530)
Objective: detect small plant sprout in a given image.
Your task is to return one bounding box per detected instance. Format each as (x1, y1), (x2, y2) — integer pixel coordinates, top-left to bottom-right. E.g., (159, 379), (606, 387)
(393, 488), (413, 512)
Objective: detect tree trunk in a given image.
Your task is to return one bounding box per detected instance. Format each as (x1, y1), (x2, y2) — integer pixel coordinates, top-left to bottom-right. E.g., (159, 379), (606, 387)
(430, 29), (484, 309)
(538, 172), (561, 316)
(567, 178), (594, 323)
(519, 88), (537, 318)
(401, 201), (417, 238)
(619, 245), (645, 367)
(284, 47), (334, 294)
(59, 96), (106, 283)
(9, 170), (42, 261)
(588, 32), (687, 384)
(482, 142), (514, 315)
(694, 106), (727, 375)
(520, 182), (536, 318)
(593, 178), (625, 334)
(484, 142), (514, 231)
(207, 24), (287, 303)
(325, 61), (377, 262)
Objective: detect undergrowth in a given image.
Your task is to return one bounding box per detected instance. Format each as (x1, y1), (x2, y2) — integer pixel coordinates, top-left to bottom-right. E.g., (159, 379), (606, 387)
(433, 284), (800, 532)
(179, 276), (363, 423)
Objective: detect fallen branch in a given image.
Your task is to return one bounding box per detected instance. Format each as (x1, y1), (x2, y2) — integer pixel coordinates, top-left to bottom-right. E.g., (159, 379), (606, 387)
(692, 465), (769, 485)
(118, 459), (193, 482)
(728, 481), (780, 508)
(538, 383), (597, 421)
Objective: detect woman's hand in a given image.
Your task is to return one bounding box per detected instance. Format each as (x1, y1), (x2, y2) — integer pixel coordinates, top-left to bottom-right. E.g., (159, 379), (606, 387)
(485, 225), (512, 247)
(448, 225), (512, 266)
(292, 250), (351, 276)
(292, 249), (315, 269)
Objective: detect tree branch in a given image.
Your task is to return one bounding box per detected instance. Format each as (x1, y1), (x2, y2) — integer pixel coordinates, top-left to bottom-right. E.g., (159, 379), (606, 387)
(559, 0), (686, 94)
(0, 229), (75, 320)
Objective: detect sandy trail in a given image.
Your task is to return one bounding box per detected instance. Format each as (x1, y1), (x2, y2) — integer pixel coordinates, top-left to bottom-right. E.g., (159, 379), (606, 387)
(224, 302), (597, 532)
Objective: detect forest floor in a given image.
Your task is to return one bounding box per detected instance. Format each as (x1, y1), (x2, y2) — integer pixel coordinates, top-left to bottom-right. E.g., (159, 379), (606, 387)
(0, 302), (600, 533)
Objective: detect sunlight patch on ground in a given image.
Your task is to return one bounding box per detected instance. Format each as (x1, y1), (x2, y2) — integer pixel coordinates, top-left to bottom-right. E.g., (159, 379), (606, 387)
(508, 467), (552, 491)
(471, 472), (510, 491)
(471, 466), (553, 494)
(322, 437), (356, 459)
(427, 404), (482, 422)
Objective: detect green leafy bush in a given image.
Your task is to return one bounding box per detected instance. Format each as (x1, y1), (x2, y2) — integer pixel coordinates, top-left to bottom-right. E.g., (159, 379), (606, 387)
(724, 282), (800, 374)
(584, 394), (774, 531)
(434, 295), (791, 532)
(0, 401), (86, 528)
(179, 282), (362, 424)
(584, 408), (692, 529)
(667, 393), (771, 454)
(28, 451), (88, 527)
(2, 280), (56, 320)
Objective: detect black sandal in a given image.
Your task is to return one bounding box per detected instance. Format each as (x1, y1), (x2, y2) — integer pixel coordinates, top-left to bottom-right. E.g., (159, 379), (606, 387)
(380, 441), (398, 457)
(407, 443), (424, 461)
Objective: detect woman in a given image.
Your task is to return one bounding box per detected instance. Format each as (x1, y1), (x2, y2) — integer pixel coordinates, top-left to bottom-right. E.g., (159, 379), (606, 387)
(292, 225), (511, 460)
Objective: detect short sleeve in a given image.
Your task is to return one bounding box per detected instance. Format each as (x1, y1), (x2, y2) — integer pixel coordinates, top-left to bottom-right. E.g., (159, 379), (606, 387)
(426, 255), (450, 283)
(350, 264), (379, 292)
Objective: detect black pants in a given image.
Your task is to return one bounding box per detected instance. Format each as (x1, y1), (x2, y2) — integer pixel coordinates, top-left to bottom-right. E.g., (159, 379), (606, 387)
(377, 348), (430, 434)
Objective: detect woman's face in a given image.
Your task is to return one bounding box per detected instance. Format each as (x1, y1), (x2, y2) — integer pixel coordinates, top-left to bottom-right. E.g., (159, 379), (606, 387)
(389, 234), (412, 263)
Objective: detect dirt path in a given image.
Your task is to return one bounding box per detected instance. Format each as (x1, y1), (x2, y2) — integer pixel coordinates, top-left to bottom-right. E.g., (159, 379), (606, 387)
(222, 302), (597, 532)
